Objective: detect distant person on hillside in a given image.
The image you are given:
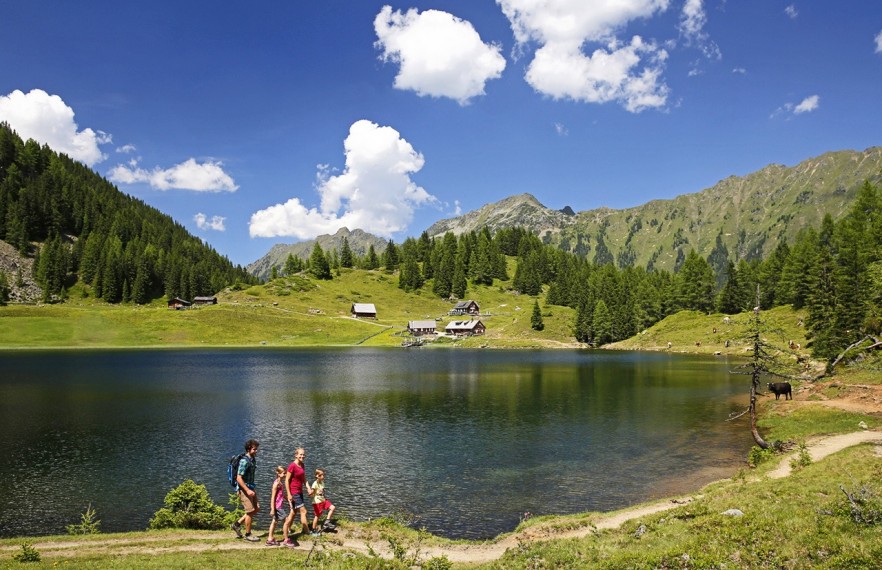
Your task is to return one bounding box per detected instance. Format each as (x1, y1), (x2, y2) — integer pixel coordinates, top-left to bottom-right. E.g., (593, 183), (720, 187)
(231, 439), (260, 542)
(282, 447), (312, 548)
(265, 466), (289, 546)
(309, 468), (336, 535)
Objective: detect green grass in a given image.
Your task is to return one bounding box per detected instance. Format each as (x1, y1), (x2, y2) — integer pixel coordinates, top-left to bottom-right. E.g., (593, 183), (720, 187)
(0, 266), (578, 349)
(608, 305), (809, 356)
(759, 402), (880, 443)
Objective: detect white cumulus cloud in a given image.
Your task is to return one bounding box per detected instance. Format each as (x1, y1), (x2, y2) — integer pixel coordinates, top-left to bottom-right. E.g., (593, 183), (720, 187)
(875, 30), (882, 53)
(194, 213), (226, 231)
(374, 6), (506, 105)
(108, 158), (238, 192)
(0, 89), (110, 166)
(497, 0), (671, 112)
(249, 120), (437, 240)
(793, 94), (819, 114)
(785, 5), (798, 19)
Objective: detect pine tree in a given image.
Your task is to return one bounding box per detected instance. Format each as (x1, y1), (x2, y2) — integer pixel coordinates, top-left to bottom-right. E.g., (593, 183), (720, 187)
(592, 299), (613, 345)
(340, 237), (353, 268)
(283, 254), (298, 276)
(717, 261), (742, 314)
(365, 245), (379, 270)
(383, 239), (399, 271)
(398, 238), (423, 292)
(309, 243), (332, 280)
(675, 250), (716, 312)
(778, 227), (818, 308)
(452, 261), (467, 299)
(531, 300), (545, 331)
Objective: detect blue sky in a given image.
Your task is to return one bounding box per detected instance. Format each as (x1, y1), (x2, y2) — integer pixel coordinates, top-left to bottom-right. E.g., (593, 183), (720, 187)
(2, 1), (881, 267)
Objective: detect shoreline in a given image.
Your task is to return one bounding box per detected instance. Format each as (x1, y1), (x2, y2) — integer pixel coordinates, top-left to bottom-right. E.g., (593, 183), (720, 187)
(3, 429), (879, 564)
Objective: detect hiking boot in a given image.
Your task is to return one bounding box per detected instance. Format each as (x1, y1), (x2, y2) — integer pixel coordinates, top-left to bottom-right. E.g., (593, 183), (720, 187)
(310, 530), (321, 536)
(265, 539), (280, 546)
(231, 521), (243, 538)
(244, 534), (259, 542)
(283, 538), (299, 548)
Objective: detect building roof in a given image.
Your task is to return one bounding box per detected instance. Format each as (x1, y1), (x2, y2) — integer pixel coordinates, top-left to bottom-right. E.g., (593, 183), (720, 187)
(453, 300), (478, 309)
(445, 319), (484, 330)
(351, 303), (377, 313)
(408, 320), (437, 329)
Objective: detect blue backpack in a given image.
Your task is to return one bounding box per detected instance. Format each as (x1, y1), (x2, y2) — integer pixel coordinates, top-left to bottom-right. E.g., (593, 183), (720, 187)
(227, 453), (251, 489)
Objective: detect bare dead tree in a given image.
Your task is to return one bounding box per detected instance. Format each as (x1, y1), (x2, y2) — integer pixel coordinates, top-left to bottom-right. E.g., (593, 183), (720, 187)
(828, 335), (882, 374)
(730, 286), (797, 450)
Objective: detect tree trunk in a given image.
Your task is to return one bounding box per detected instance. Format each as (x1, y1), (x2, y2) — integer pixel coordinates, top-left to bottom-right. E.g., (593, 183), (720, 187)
(750, 371), (771, 449)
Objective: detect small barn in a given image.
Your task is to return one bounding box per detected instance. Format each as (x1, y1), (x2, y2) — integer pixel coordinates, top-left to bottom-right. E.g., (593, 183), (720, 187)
(445, 319), (486, 337)
(192, 296), (218, 306)
(351, 303), (378, 319)
(167, 297), (191, 310)
(450, 300), (480, 316)
(407, 320), (437, 336)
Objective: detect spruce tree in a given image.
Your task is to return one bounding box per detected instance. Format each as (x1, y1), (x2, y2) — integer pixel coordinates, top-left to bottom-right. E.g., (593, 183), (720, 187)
(531, 300), (545, 331)
(309, 243), (332, 280)
(365, 245), (379, 270)
(340, 237), (353, 268)
(592, 299), (613, 345)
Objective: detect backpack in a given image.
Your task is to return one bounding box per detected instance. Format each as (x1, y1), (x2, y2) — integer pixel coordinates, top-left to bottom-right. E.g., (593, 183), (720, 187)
(227, 453), (251, 489)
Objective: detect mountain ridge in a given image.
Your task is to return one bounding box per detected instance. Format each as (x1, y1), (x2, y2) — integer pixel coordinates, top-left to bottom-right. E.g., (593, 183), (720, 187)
(248, 146), (882, 276)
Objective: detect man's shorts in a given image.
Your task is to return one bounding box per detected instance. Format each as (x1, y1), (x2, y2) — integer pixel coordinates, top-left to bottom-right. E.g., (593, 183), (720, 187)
(313, 499), (333, 518)
(238, 488), (258, 513)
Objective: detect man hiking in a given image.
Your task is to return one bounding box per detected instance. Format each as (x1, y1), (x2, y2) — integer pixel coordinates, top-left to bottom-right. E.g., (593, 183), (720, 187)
(231, 439), (260, 542)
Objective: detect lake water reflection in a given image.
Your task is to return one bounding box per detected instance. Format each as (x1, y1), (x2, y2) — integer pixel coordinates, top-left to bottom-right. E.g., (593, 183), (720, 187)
(0, 348), (752, 539)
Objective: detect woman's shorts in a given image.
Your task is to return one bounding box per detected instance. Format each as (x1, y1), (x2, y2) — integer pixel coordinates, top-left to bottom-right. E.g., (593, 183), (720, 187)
(291, 491), (306, 511)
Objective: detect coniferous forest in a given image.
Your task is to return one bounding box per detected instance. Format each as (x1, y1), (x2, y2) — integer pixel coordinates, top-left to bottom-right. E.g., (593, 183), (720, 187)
(2, 120), (881, 364)
(0, 123), (256, 304)
(289, 187), (882, 363)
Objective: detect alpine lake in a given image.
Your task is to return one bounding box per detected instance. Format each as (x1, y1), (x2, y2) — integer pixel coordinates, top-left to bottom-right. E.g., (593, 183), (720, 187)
(0, 348), (753, 539)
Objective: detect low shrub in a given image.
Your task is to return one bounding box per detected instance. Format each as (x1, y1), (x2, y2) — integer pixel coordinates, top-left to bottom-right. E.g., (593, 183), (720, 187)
(149, 480), (229, 530)
(748, 445), (776, 468)
(66, 503), (101, 535)
(12, 542), (40, 563)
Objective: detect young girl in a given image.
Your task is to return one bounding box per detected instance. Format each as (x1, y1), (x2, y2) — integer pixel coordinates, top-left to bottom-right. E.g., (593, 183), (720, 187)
(310, 468), (336, 534)
(265, 466), (289, 546)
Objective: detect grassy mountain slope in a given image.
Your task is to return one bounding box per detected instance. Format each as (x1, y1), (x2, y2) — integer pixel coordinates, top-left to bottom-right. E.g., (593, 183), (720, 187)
(0, 262), (577, 349)
(426, 147), (882, 271)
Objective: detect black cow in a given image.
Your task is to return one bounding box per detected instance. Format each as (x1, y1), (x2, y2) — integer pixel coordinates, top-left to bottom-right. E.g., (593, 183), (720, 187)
(767, 382), (792, 400)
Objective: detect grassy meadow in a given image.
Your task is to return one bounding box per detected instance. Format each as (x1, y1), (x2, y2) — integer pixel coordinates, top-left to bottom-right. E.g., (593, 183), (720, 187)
(0, 265), (577, 349)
